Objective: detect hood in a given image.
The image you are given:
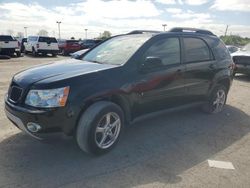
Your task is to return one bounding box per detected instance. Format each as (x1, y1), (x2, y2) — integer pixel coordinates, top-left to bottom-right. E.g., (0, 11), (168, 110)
(13, 59), (117, 87)
(231, 50), (250, 57)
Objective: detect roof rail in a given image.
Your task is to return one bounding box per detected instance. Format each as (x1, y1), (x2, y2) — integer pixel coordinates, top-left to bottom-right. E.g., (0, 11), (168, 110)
(127, 30), (162, 34)
(169, 27), (215, 36)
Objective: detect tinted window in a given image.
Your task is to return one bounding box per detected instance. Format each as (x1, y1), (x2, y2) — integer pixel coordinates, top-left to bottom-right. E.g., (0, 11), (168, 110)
(144, 37), (180, 65)
(38, 37), (57, 43)
(183, 37), (212, 63)
(215, 41), (231, 60)
(0, 35), (14, 41)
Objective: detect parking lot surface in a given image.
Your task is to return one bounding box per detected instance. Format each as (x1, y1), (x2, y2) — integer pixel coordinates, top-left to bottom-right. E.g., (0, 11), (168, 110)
(0, 56), (250, 188)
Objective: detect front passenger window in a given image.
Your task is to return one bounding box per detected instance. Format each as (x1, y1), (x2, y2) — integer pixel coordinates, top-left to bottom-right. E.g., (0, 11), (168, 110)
(144, 38), (180, 66)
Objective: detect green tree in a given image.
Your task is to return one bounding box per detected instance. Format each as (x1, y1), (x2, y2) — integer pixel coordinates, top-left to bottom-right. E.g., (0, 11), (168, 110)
(37, 29), (48, 36)
(220, 35), (250, 46)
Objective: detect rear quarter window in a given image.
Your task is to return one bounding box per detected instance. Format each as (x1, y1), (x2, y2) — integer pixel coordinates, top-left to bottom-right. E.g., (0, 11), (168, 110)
(207, 38), (231, 60)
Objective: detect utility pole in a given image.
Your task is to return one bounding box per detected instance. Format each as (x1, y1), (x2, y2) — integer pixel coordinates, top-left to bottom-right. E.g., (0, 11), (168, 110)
(85, 29), (88, 39)
(24, 27), (28, 37)
(224, 25), (229, 36)
(56, 21), (62, 39)
(162, 24), (167, 31)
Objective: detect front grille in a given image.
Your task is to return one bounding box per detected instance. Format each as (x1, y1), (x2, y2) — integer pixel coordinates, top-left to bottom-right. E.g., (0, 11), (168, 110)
(233, 56), (250, 65)
(9, 86), (23, 103)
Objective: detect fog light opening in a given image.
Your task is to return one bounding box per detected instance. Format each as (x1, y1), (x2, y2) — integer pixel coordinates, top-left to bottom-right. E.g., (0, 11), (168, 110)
(27, 122), (41, 133)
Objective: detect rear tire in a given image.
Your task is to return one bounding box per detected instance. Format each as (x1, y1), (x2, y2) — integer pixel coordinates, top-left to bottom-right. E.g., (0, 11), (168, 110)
(76, 101), (124, 155)
(32, 48), (37, 57)
(52, 53), (57, 57)
(62, 49), (67, 56)
(202, 85), (227, 114)
(16, 51), (21, 57)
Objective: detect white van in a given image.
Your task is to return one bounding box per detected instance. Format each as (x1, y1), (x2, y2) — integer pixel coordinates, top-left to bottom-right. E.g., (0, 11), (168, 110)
(25, 36), (59, 56)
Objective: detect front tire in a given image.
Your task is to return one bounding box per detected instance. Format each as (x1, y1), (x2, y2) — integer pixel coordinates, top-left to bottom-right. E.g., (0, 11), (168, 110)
(202, 85), (227, 114)
(76, 101), (124, 155)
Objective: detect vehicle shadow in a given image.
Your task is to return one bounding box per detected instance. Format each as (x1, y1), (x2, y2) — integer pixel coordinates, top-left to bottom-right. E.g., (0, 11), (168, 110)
(0, 105), (249, 188)
(24, 53), (58, 58)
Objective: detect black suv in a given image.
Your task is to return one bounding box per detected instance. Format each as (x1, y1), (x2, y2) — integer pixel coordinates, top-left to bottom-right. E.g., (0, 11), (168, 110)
(5, 28), (234, 155)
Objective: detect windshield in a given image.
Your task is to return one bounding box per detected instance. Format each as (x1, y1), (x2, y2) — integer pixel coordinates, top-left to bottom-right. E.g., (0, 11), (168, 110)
(82, 35), (151, 65)
(242, 43), (250, 51)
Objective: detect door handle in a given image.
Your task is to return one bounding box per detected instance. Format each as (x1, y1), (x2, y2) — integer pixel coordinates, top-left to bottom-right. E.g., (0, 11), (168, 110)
(177, 69), (182, 72)
(209, 64), (215, 69)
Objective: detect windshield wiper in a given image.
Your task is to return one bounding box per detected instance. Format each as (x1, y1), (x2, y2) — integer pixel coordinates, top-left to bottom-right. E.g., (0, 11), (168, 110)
(87, 60), (103, 64)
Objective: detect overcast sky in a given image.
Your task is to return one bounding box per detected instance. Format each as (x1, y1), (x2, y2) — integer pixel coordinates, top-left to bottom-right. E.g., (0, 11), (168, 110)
(0, 0), (250, 39)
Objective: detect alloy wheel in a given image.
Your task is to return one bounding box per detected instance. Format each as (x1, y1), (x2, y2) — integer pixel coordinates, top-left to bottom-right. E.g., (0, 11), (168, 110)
(212, 89), (226, 113)
(95, 112), (121, 149)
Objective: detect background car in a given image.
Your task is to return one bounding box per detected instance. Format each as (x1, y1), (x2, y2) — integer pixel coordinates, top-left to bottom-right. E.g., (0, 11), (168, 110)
(20, 38), (27, 53)
(226, 45), (239, 54)
(231, 43), (250, 76)
(24, 36), (59, 57)
(0, 35), (21, 57)
(58, 39), (82, 56)
(79, 39), (97, 49)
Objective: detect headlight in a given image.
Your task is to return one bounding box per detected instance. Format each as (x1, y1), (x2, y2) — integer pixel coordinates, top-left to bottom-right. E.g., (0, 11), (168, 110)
(25, 87), (70, 108)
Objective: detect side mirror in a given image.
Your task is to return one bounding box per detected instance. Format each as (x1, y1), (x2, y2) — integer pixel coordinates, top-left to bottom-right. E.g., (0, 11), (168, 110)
(141, 56), (163, 71)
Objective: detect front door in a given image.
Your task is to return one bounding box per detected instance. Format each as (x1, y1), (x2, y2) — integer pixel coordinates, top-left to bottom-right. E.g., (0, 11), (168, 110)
(132, 37), (187, 117)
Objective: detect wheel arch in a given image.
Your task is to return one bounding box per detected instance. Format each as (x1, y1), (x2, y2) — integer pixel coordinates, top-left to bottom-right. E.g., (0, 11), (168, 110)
(73, 94), (132, 135)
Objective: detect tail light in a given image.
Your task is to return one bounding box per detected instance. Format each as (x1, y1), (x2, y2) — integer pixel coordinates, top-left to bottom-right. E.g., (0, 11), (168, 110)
(36, 43), (39, 48)
(229, 62), (236, 70)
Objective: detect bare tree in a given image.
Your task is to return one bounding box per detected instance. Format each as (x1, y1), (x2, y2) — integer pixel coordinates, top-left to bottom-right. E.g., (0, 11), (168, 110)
(17, 32), (24, 38)
(7, 29), (14, 36)
(37, 29), (48, 36)
(98, 31), (111, 40)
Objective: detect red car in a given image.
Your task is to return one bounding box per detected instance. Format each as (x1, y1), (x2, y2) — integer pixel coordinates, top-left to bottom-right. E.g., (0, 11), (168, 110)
(58, 40), (82, 56)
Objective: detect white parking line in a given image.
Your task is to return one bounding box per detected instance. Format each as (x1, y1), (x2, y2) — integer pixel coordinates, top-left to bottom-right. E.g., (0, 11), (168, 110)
(208, 160), (235, 170)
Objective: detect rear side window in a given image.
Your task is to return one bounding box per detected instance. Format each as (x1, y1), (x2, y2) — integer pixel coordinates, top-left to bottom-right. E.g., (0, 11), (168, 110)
(216, 41), (231, 60)
(0, 35), (14, 41)
(144, 37), (180, 65)
(183, 37), (212, 63)
(38, 37), (57, 43)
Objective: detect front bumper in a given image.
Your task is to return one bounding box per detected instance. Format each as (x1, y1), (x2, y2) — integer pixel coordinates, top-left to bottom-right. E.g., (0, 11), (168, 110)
(5, 98), (78, 138)
(5, 108), (42, 139)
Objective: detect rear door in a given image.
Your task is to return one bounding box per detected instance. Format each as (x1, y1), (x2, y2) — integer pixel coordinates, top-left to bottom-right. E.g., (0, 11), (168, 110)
(38, 37), (59, 50)
(132, 36), (187, 117)
(181, 36), (216, 101)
